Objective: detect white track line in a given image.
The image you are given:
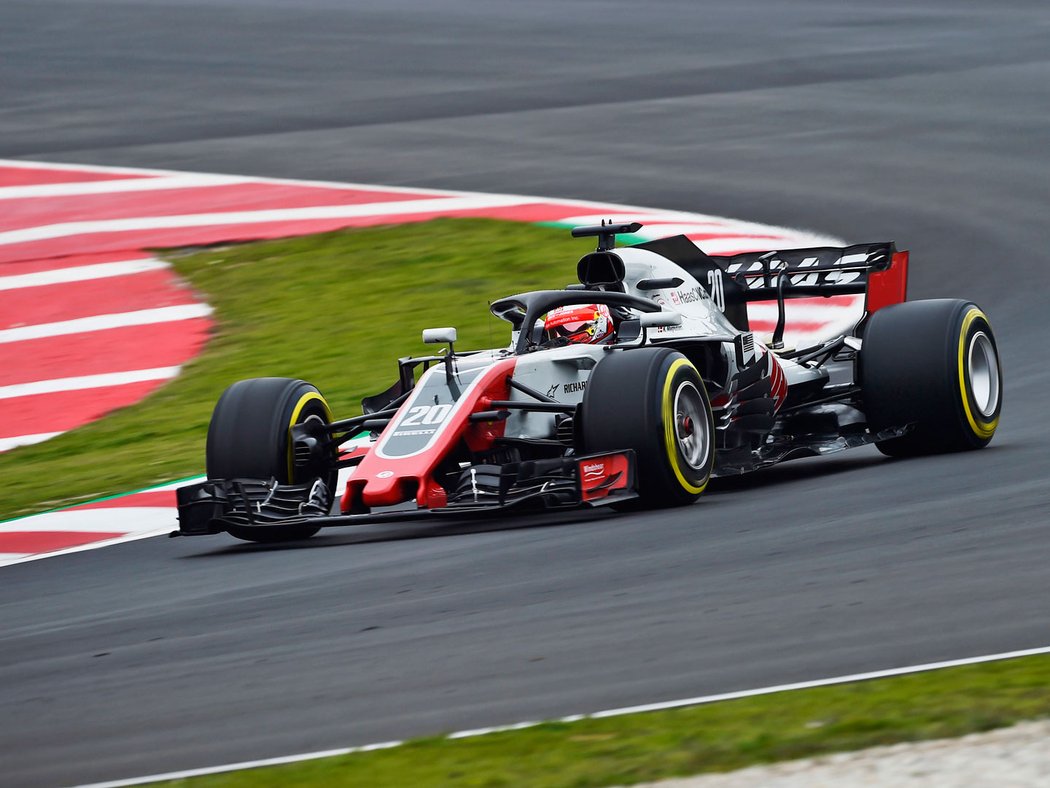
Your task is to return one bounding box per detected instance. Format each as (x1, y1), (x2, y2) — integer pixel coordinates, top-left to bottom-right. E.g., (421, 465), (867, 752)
(0, 304), (212, 344)
(0, 432), (60, 452)
(0, 194), (536, 246)
(0, 258), (168, 290)
(0, 159), (178, 176)
(73, 743), (406, 788)
(0, 474), (203, 539)
(0, 158), (842, 248)
(75, 644), (1050, 788)
(0, 174), (246, 201)
(0, 507), (177, 534)
(0, 367), (180, 400)
(134, 475), (205, 492)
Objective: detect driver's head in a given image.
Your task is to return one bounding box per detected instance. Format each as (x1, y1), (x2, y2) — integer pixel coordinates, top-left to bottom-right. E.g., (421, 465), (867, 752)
(544, 303), (615, 345)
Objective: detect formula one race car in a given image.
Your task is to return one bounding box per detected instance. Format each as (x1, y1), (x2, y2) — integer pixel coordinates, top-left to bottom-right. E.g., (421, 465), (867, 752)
(176, 222), (1003, 542)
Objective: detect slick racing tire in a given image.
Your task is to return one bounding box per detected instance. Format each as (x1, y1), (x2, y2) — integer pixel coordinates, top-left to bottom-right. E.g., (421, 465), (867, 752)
(582, 347), (714, 508)
(861, 299), (1002, 457)
(206, 377), (335, 542)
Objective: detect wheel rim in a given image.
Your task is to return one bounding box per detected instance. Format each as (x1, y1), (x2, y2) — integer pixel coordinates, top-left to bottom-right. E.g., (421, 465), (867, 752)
(967, 331), (1000, 418)
(673, 380), (710, 471)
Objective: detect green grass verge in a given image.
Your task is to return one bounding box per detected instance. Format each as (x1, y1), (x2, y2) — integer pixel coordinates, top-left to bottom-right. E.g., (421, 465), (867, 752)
(166, 654), (1050, 787)
(0, 219), (581, 522)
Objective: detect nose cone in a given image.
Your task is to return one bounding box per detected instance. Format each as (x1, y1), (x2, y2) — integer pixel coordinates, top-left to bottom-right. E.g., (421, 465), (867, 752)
(361, 473), (415, 508)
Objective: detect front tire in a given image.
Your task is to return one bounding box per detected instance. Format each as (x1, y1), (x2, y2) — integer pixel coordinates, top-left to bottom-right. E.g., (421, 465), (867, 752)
(582, 348), (714, 507)
(861, 299), (1002, 456)
(206, 377), (335, 542)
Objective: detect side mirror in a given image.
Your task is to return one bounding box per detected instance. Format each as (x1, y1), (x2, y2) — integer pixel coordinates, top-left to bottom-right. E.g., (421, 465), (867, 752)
(617, 318), (643, 343)
(422, 327), (458, 345)
(639, 311), (682, 328)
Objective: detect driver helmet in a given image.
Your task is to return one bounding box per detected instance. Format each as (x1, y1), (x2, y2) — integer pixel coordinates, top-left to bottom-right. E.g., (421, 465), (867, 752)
(544, 303), (615, 344)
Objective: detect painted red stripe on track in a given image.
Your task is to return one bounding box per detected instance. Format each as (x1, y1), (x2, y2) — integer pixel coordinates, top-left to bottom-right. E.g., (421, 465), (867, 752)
(0, 269), (200, 329)
(0, 250), (154, 276)
(0, 318), (211, 385)
(684, 232), (783, 243)
(750, 320), (843, 333)
(0, 379), (170, 437)
(0, 183), (446, 231)
(0, 166), (152, 188)
(456, 203), (611, 224)
(749, 296), (861, 311)
(75, 491), (176, 510)
(0, 203), (593, 263)
(0, 531), (125, 553)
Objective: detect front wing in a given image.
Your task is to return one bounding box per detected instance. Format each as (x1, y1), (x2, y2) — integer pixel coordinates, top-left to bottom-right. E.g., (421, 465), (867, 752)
(175, 450), (636, 537)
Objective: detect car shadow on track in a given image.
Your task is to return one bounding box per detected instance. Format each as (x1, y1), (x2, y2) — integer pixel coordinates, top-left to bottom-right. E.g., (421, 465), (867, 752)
(706, 440), (1014, 495)
(178, 507), (619, 557)
(706, 452), (888, 494)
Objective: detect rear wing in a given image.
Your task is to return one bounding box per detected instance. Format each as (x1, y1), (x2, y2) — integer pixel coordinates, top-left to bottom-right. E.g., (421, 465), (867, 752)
(711, 242), (907, 302)
(631, 235), (909, 332)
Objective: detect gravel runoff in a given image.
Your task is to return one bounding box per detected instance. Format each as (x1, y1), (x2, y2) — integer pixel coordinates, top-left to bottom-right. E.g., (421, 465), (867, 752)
(636, 719), (1050, 788)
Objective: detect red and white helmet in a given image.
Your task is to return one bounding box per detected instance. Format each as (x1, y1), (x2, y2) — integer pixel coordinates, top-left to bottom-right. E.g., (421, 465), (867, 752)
(544, 303), (615, 344)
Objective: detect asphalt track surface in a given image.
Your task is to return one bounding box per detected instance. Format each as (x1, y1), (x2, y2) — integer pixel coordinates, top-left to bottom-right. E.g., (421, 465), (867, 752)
(2, 1), (1050, 785)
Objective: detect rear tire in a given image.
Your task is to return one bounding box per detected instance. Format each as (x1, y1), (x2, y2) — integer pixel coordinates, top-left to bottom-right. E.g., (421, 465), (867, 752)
(582, 348), (714, 508)
(861, 299), (1002, 456)
(206, 377), (335, 542)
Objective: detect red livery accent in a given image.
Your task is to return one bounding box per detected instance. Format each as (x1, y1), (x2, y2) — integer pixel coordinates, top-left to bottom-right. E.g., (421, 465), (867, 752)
(342, 358), (517, 511)
(865, 250), (909, 315)
(578, 452), (632, 502)
(767, 351), (788, 412)
(338, 444), (371, 463)
(422, 480), (448, 509)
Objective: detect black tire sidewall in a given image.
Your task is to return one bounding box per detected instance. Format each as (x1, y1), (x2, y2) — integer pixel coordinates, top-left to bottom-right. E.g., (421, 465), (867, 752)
(207, 378), (332, 484)
(862, 299), (1001, 455)
(582, 348), (714, 507)
(206, 377), (334, 541)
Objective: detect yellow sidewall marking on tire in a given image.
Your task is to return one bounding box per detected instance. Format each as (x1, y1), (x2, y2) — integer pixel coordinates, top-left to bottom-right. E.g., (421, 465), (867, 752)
(662, 358), (709, 495)
(958, 308), (998, 440)
(287, 391), (333, 481)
